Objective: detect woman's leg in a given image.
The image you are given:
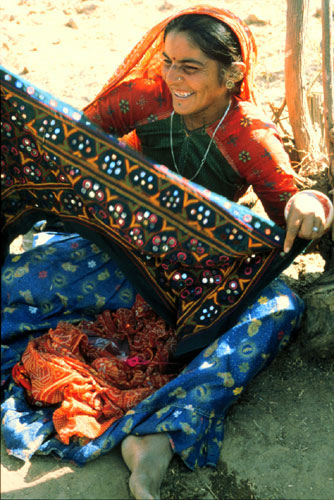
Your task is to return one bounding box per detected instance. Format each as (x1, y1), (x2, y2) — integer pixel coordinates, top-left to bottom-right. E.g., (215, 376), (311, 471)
(1, 233), (136, 345)
(119, 278), (304, 499)
(2, 255), (303, 477)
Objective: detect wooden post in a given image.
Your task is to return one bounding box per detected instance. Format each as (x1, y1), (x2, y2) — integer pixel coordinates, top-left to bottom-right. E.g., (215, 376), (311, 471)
(285, 0), (322, 166)
(321, 0), (334, 260)
(321, 0), (334, 184)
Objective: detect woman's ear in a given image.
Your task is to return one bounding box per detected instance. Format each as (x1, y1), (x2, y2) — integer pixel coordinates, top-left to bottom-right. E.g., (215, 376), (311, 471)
(229, 61), (246, 82)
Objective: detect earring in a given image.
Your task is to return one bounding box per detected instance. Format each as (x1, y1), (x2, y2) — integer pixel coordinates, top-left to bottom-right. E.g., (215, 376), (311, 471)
(226, 80), (234, 90)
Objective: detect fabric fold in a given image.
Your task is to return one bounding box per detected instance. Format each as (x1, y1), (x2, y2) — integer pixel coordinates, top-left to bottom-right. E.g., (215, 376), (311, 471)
(12, 295), (179, 444)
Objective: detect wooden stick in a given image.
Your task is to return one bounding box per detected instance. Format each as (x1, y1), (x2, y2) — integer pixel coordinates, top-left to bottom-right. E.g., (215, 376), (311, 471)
(285, 0), (321, 164)
(321, 0), (334, 252)
(321, 0), (334, 185)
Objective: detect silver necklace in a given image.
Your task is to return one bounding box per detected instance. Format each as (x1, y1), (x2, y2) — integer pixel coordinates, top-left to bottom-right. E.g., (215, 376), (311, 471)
(169, 100), (231, 182)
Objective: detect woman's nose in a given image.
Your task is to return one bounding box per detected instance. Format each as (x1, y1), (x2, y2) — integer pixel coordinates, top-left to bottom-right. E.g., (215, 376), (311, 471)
(165, 64), (183, 84)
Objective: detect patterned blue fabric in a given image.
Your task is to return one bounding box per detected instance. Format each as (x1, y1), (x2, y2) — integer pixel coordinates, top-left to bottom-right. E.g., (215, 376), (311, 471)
(1, 233), (304, 468)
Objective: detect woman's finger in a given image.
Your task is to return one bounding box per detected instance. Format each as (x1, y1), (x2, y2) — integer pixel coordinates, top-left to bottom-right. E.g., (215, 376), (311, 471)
(283, 215), (301, 253)
(298, 215), (323, 240)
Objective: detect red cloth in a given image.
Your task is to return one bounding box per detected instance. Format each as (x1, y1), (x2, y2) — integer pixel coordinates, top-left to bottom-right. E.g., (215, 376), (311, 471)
(83, 5), (258, 106)
(12, 296), (179, 444)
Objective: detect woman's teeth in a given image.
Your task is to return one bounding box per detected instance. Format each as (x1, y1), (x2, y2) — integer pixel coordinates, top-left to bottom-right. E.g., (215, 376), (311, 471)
(174, 90), (193, 98)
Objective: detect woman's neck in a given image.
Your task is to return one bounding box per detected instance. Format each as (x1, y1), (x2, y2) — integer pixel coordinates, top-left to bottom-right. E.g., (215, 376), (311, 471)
(182, 97), (231, 131)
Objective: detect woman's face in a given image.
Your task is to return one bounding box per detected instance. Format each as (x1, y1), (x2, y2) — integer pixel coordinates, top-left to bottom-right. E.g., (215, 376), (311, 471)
(162, 30), (230, 128)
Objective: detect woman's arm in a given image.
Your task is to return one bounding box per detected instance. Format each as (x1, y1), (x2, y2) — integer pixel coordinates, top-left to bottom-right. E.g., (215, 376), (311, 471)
(83, 77), (171, 138)
(230, 109), (333, 250)
(234, 123), (299, 226)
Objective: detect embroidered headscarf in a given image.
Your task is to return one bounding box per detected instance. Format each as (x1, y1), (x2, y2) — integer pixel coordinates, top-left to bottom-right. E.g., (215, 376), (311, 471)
(83, 4), (257, 111)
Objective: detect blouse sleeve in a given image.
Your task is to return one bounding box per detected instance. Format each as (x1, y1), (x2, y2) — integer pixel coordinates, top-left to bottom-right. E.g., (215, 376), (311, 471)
(83, 77), (170, 138)
(229, 108), (299, 226)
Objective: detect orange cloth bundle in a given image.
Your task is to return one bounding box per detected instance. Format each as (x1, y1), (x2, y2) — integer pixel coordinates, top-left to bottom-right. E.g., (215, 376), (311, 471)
(12, 296), (178, 444)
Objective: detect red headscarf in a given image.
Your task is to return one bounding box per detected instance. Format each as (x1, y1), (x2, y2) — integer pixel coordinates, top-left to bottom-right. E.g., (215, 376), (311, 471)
(83, 4), (257, 111)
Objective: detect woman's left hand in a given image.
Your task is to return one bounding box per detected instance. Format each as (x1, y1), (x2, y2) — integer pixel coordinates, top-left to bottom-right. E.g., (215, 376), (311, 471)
(284, 192), (328, 253)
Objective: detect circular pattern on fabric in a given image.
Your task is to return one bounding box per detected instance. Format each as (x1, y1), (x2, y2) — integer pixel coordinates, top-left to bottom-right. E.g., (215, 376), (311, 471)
(41, 152), (58, 171)
(40, 191), (57, 209)
(88, 204), (108, 222)
(217, 281), (240, 305)
(35, 117), (65, 144)
(213, 223), (246, 247)
(159, 187), (184, 212)
(149, 232), (178, 254)
(237, 340), (258, 359)
(135, 209), (162, 232)
(187, 202), (215, 228)
(19, 136), (39, 159)
(128, 227), (145, 247)
(70, 248), (87, 260)
(61, 191), (84, 213)
(1, 172), (14, 188)
(22, 162), (42, 183)
(80, 179), (105, 202)
(186, 237), (206, 256)
(201, 269), (223, 286)
(2, 267), (15, 284)
(31, 250), (47, 262)
(40, 301), (54, 314)
(2, 121), (14, 139)
(68, 131), (96, 157)
(81, 279), (96, 294)
(197, 301), (220, 325)
(108, 202), (130, 228)
(98, 151), (125, 179)
(130, 168), (158, 194)
(9, 98), (35, 125)
(241, 254), (263, 279)
(64, 165), (81, 178)
(52, 273), (67, 288)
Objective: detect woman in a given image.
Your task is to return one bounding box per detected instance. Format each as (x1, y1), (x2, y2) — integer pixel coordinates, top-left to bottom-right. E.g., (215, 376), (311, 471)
(1, 5), (332, 500)
(81, 8), (332, 498)
(83, 9), (328, 251)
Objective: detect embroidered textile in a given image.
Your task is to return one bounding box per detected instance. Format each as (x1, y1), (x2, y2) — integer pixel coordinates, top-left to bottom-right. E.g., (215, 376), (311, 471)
(1, 65), (306, 355)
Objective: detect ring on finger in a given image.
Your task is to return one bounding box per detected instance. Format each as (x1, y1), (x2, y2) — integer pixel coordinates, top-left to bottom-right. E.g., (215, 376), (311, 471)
(312, 226), (319, 232)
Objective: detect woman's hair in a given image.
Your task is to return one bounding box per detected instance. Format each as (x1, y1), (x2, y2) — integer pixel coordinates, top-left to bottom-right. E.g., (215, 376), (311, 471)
(164, 14), (242, 68)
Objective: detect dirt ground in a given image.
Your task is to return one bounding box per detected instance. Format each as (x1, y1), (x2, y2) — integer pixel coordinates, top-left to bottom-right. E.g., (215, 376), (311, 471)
(1, 1), (333, 499)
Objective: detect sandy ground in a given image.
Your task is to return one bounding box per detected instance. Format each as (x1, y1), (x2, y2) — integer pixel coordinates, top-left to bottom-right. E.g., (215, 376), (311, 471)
(1, 1), (333, 499)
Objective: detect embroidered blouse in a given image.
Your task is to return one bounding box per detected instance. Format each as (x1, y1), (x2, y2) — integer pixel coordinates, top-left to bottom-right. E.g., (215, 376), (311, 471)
(84, 76), (298, 226)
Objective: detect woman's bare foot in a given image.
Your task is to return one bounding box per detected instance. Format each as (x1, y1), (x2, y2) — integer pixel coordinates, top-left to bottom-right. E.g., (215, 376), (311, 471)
(121, 433), (173, 499)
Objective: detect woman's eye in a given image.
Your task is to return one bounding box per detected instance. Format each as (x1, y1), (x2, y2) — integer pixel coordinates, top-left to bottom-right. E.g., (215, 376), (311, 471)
(163, 59), (172, 66)
(182, 66), (199, 74)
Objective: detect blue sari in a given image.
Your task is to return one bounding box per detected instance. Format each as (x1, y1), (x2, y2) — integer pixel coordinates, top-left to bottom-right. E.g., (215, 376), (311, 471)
(1, 232), (303, 468)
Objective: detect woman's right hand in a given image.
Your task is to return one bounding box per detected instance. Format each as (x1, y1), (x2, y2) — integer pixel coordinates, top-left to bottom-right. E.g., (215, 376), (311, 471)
(283, 191), (332, 253)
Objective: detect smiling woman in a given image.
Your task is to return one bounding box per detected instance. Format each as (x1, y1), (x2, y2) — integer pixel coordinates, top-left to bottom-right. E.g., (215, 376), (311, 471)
(162, 30), (230, 129)
(1, 4), (333, 500)
(161, 13), (244, 130)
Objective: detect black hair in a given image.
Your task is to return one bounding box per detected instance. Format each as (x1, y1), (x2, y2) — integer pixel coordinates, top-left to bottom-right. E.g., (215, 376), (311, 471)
(164, 14), (242, 68)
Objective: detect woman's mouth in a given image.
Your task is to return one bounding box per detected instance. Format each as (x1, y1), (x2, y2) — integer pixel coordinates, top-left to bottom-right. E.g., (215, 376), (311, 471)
(173, 90), (194, 99)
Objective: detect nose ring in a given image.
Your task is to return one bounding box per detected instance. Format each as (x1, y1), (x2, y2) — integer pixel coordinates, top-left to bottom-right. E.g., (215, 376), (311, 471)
(177, 76), (182, 81)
